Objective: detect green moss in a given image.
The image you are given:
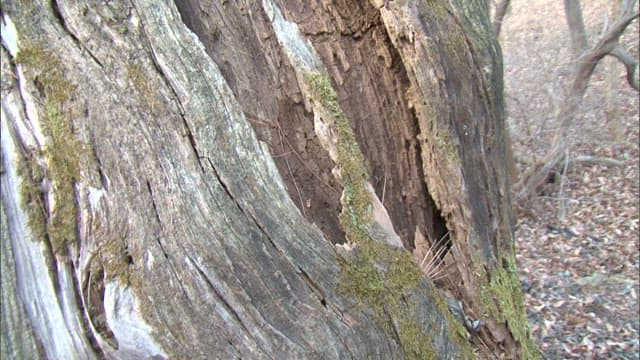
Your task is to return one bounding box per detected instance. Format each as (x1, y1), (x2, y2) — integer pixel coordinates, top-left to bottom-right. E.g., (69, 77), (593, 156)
(102, 239), (134, 286)
(398, 321), (437, 360)
(43, 100), (84, 253)
(116, 24), (128, 34)
(307, 72), (469, 358)
(17, 157), (47, 240)
(442, 28), (468, 63)
(480, 256), (541, 359)
(16, 43), (82, 254)
(435, 132), (459, 164)
(433, 292), (471, 345)
(15, 45), (75, 104)
(307, 73), (370, 239)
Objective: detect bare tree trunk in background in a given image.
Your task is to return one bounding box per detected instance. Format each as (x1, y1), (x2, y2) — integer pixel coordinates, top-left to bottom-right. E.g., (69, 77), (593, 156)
(514, 0), (639, 203)
(606, 0), (623, 142)
(490, 0), (517, 184)
(564, 0), (589, 57)
(492, 0), (511, 38)
(1, 0), (539, 359)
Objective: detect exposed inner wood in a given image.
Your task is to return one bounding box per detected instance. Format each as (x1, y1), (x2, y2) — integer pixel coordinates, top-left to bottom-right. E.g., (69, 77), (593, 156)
(174, 0), (448, 250)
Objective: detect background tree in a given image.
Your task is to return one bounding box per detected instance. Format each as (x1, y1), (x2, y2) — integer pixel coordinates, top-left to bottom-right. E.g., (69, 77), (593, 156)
(488, 0), (638, 356)
(564, 0), (588, 57)
(513, 0), (638, 203)
(1, 0), (538, 358)
(492, 0), (511, 38)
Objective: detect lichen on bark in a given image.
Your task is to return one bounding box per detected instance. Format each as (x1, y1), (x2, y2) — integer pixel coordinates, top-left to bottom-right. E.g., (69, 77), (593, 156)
(15, 43), (83, 255)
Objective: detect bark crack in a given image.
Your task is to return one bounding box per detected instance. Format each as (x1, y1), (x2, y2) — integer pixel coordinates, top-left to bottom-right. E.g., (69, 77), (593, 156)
(296, 266), (327, 308)
(182, 120), (205, 173)
(145, 179), (192, 304)
(184, 254), (256, 343)
(297, 263), (358, 356)
(142, 42), (206, 173)
(207, 159), (245, 214)
(206, 158), (285, 257)
(51, 0), (104, 69)
(377, 16), (450, 253)
(71, 259), (105, 357)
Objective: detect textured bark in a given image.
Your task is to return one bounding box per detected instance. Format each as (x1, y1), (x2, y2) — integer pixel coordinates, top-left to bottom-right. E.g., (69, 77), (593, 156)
(1, 203), (43, 359)
(1, 0), (537, 359)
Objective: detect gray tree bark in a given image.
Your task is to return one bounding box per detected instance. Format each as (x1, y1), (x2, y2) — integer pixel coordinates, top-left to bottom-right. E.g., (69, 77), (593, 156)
(564, 0), (589, 57)
(1, 0), (538, 359)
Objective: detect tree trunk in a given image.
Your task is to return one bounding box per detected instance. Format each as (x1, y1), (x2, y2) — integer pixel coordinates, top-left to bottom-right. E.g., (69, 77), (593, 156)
(564, 0), (588, 57)
(1, 1), (538, 359)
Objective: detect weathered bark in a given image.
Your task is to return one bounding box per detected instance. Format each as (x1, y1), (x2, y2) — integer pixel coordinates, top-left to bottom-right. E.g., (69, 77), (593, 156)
(1, 0), (538, 359)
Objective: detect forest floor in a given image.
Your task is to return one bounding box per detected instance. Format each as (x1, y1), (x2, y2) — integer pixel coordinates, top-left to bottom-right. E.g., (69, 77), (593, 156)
(501, 0), (639, 358)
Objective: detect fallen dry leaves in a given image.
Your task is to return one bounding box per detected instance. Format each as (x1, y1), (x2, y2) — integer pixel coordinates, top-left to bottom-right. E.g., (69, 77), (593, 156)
(502, 0), (639, 358)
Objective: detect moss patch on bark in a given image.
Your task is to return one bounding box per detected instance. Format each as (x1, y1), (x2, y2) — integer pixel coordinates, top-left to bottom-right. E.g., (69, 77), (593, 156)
(15, 43), (83, 254)
(481, 256), (541, 359)
(307, 72), (470, 359)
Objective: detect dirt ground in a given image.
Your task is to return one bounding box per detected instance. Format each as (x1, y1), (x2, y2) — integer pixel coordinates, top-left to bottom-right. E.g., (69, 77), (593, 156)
(500, 0), (639, 358)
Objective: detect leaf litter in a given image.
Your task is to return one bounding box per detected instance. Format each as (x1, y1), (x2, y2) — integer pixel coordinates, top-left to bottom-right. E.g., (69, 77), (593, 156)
(502, 0), (639, 358)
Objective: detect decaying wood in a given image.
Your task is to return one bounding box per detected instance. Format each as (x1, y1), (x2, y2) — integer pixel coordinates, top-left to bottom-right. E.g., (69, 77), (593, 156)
(1, 0), (538, 358)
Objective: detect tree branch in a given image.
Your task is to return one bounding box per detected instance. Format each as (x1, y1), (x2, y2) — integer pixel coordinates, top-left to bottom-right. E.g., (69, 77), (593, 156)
(552, 7), (638, 138)
(514, 1), (639, 203)
(590, 9), (639, 59)
(608, 45), (639, 90)
(568, 155), (625, 167)
(492, 0), (511, 37)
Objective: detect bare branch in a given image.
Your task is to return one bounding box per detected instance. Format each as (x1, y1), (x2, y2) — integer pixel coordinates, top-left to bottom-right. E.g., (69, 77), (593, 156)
(608, 45), (639, 90)
(551, 6), (638, 138)
(568, 155), (625, 167)
(514, 2), (639, 203)
(589, 9), (639, 59)
(492, 0), (511, 37)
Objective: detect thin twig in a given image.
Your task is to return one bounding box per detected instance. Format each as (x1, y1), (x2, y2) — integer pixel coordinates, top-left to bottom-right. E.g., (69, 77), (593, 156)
(381, 171), (387, 207)
(276, 123), (307, 218)
(557, 147), (570, 221)
(245, 112), (340, 195)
